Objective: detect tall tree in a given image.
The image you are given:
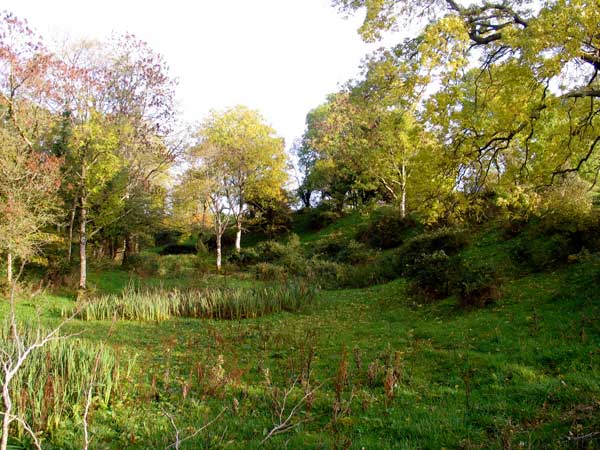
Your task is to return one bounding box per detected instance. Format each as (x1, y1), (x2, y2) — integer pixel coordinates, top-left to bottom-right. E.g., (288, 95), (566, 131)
(0, 12), (62, 286)
(194, 105), (287, 252)
(334, 0), (600, 191)
(57, 36), (178, 290)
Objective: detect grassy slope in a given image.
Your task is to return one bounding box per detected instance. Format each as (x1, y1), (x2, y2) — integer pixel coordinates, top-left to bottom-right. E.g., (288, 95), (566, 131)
(3, 220), (600, 449)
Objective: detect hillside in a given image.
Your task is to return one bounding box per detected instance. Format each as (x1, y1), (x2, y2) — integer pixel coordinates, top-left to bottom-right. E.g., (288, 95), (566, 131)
(2, 211), (599, 449)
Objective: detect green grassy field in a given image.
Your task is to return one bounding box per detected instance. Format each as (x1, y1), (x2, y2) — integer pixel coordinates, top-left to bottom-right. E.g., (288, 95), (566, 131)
(2, 213), (600, 449)
(3, 253), (599, 449)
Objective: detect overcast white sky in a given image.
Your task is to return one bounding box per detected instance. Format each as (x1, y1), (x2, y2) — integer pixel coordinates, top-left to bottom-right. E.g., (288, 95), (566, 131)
(3, 0), (397, 151)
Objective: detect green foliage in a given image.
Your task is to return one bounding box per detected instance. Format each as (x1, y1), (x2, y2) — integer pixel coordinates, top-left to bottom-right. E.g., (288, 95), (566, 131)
(405, 250), (455, 300)
(393, 227), (469, 273)
(158, 244), (196, 255)
(123, 252), (160, 276)
(304, 204), (342, 231)
(156, 255), (210, 278)
(309, 236), (374, 265)
(154, 229), (183, 247)
(125, 253), (211, 278)
(455, 263), (502, 309)
(356, 207), (418, 249)
(509, 212), (600, 272)
(251, 262), (288, 282)
(229, 236), (302, 267)
(305, 258), (349, 290)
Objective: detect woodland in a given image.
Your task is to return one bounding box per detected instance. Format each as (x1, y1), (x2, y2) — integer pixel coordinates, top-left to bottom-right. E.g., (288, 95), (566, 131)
(0, 0), (599, 448)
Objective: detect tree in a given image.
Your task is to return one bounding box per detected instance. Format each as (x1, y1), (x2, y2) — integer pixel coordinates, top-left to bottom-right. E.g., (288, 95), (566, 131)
(194, 106), (287, 252)
(299, 93), (380, 211)
(0, 12), (62, 285)
(57, 36), (179, 290)
(334, 0), (600, 192)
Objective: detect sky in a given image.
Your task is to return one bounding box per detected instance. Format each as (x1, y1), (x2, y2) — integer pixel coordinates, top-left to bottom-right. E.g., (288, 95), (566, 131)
(3, 0), (398, 151)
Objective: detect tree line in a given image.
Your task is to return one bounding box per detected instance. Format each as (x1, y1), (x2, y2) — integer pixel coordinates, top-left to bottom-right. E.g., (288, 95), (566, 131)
(296, 0), (599, 222)
(2, 0), (599, 289)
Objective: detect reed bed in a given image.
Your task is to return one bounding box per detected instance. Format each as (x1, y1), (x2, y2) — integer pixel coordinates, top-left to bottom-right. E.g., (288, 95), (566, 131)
(1, 322), (131, 437)
(75, 282), (318, 321)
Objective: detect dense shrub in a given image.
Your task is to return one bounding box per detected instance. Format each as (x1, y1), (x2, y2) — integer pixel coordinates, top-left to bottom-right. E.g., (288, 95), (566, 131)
(158, 255), (210, 277)
(337, 262), (397, 289)
(304, 204), (342, 231)
(124, 251), (160, 276)
(336, 240), (374, 264)
(309, 236), (374, 264)
(393, 227), (469, 274)
(308, 235), (346, 259)
(154, 229), (182, 246)
(356, 207), (418, 249)
(511, 233), (574, 271)
(252, 262), (288, 281)
(405, 250), (455, 300)
(455, 263), (501, 308)
(126, 253), (210, 277)
(245, 199), (294, 237)
(306, 258), (348, 289)
(228, 247), (261, 266)
(229, 235), (302, 267)
(255, 239), (293, 262)
(510, 213), (600, 271)
(159, 243), (197, 255)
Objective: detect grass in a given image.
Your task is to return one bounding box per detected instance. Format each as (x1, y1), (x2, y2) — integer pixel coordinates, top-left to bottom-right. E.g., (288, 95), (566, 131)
(3, 256), (598, 449)
(72, 282), (318, 321)
(293, 210), (365, 243)
(1, 321), (130, 448)
(3, 217), (600, 449)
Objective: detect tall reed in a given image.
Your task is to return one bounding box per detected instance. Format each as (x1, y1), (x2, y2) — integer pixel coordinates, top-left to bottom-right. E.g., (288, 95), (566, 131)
(74, 282), (318, 321)
(1, 322), (131, 438)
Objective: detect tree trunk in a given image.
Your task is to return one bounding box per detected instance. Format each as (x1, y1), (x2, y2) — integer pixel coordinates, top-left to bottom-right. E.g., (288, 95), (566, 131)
(1, 380), (11, 450)
(201, 201), (207, 231)
(6, 252), (12, 286)
(400, 160), (407, 219)
(79, 200), (87, 291)
(216, 232), (222, 272)
(67, 197), (77, 262)
(235, 219), (242, 252)
(122, 235), (132, 266)
(301, 190), (312, 209)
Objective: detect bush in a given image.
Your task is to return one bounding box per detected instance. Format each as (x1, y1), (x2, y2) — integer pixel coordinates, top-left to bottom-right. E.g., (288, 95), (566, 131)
(254, 239), (292, 262)
(406, 250), (455, 300)
(159, 243), (197, 255)
(304, 204), (342, 231)
(309, 236), (374, 264)
(124, 251), (160, 276)
(509, 213), (600, 272)
(306, 258), (348, 289)
(252, 262), (288, 282)
(455, 263), (501, 308)
(157, 255), (208, 277)
(356, 207), (418, 249)
(393, 227), (469, 275)
(511, 233), (574, 271)
(336, 240), (375, 265)
(228, 247), (261, 266)
(154, 229), (182, 246)
(229, 236), (302, 267)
